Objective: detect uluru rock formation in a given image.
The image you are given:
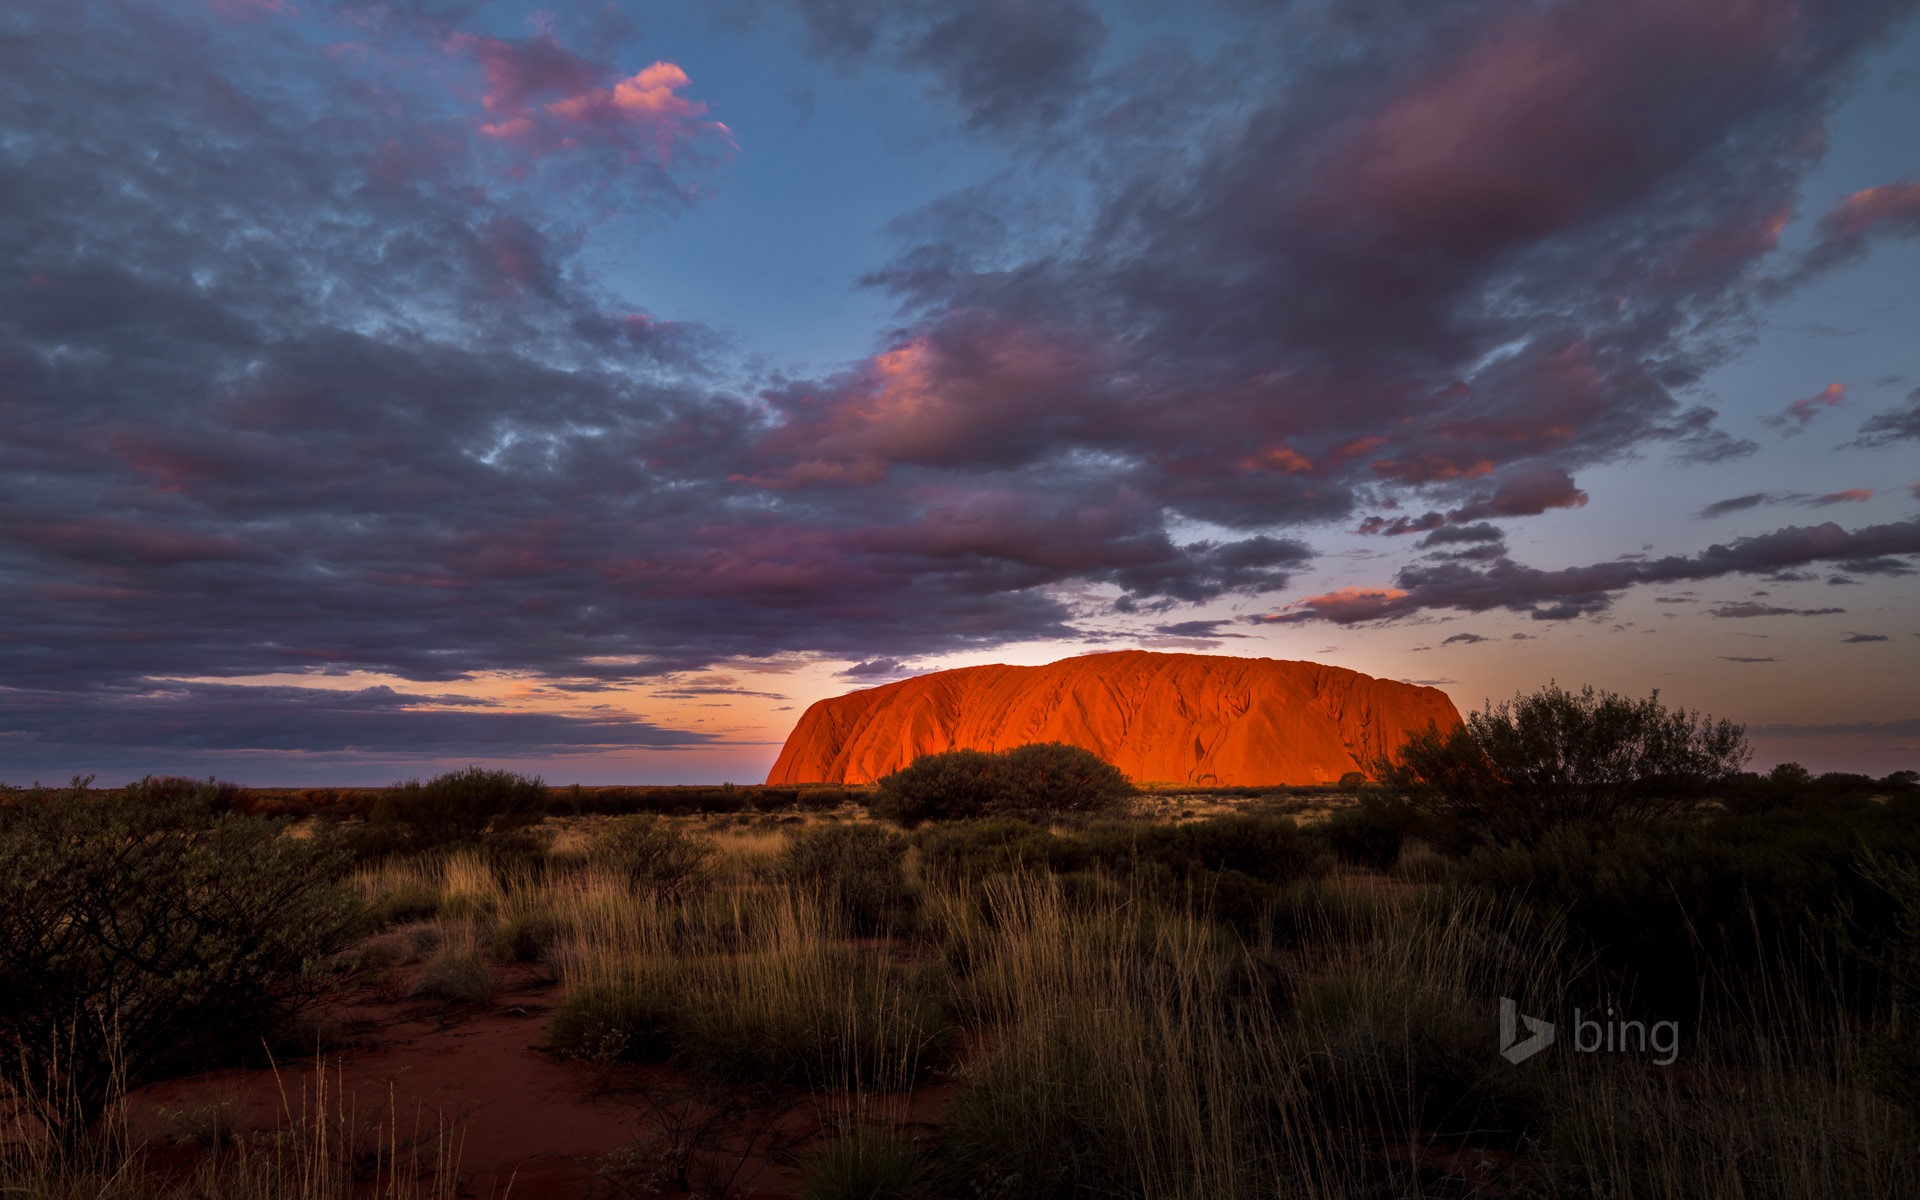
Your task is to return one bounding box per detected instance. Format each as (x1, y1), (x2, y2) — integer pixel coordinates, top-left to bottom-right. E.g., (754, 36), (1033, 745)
(767, 650), (1463, 787)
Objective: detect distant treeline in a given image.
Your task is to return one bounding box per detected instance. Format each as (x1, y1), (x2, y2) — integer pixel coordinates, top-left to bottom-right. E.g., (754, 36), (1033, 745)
(0, 777), (864, 820)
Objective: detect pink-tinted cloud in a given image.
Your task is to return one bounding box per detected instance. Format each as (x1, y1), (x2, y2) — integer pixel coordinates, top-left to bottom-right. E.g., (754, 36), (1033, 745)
(1811, 488), (1874, 506)
(1769, 382), (1847, 432)
(1301, 0), (1799, 267)
(1790, 180), (1920, 276)
(452, 32), (606, 117)
(744, 325), (1099, 488)
(1254, 587), (1411, 625)
(471, 54), (732, 165)
(1818, 180), (1920, 240)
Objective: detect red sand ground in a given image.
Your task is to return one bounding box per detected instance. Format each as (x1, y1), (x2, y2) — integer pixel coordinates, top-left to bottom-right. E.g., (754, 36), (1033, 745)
(126, 962), (958, 1199)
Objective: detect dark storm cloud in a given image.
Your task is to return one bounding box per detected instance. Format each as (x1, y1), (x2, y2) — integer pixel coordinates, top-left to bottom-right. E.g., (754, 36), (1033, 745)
(837, 0), (1920, 537)
(837, 658), (923, 679)
(1842, 632), (1891, 643)
(1418, 523), (1506, 548)
(7, 0), (1920, 768)
(1265, 519), (1920, 625)
(3, 0), (1279, 710)
(0, 682), (713, 754)
(779, 0), (1107, 130)
(1441, 632), (1489, 646)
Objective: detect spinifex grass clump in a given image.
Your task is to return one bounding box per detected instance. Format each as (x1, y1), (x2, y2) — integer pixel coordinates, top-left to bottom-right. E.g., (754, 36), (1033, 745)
(546, 873), (954, 1089)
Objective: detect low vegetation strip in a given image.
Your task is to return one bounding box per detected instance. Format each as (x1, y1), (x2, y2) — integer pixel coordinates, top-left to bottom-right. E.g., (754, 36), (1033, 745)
(3, 686), (1919, 1198)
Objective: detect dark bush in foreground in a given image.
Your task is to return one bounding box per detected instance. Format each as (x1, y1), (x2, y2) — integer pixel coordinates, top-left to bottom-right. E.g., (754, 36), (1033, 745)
(1459, 803), (1920, 1012)
(1311, 794), (1412, 871)
(1378, 683), (1749, 851)
(998, 743), (1133, 818)
(873, 744), (1132, 827)
(0, 788), (362, 1138)
(870, 749), (1004, 826)
(365, 766), (547, 855)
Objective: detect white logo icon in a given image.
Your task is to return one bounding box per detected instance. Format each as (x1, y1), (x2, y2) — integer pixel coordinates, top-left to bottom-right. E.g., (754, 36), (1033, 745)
(1499, 996), (1555, 1064)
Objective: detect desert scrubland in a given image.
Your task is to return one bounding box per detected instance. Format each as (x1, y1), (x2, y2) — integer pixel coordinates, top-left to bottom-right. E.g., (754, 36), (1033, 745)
(4, 689), (1920, 1199)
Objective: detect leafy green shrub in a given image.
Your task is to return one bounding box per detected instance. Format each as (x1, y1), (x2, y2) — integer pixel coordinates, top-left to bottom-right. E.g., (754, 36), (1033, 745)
(365, 766), (547, 855)
(1378, 683), (1749, 851)
(781, 823), (911, 934)
(871, 750), (1004, 826)
(0, 791), (363, 1137)
(801, 1125), (924, 1200)
(591, 815), (715, 900)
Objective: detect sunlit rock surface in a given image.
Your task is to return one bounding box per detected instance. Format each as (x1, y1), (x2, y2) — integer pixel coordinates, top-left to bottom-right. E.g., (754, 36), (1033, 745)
(767, 650), (1463, 786)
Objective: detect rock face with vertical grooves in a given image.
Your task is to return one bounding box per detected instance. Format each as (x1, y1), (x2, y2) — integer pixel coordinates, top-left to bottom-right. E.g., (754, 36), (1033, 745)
(766, 650), (1462, 787)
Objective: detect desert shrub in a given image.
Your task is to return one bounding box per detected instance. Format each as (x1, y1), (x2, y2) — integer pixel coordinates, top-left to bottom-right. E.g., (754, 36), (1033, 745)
(365, 766), (547, 855)
(0, 790), (363, 1137)
(1458, 804), (1920, 1012)
(801, 1125), (924, 1200)
(1077, 814), (1331, 884)
(916, 818), (1063, 880)
(1312, 795), (1411, 871)
(1378, 683), (1749, 851)
(490, 910), (560, 963)
(1853, 850), (1920, 1114)
(120, 773), (248, 814)
(591, 815), (716, 900)
(874, 745), (1134, 827)
(871, 750), (1005, 826)
(780, 823), (912, 934)
(367, 882), (441, 927)
(996, 742), (1133, 819)
(549, 967), (686, 1064)
(408, 939), (494, 1005)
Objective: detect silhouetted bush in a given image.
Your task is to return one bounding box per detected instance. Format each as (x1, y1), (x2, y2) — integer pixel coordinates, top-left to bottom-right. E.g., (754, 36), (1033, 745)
(1377, 683), (1750, 851)
(0, 789), (362, 1138)
(1458, 802), (1920, 1012)
(120, 773), (249, 814)
(780, 823), (911, 934)
(873, 744), (1133, 827)
(1312, 794), (1413, 871)
(365, 766), (547, 855)
(998, 743), (1134, 818)
(871, 749), (1005, 826)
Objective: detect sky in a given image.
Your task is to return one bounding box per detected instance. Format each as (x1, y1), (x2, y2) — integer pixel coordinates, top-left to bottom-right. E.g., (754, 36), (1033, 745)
(2, 0), (1918, 788)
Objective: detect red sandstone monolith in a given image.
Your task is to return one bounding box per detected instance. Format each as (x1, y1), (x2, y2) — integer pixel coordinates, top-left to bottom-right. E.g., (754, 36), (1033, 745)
(766, 650), (1462, 786)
